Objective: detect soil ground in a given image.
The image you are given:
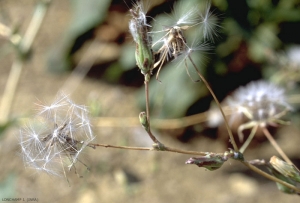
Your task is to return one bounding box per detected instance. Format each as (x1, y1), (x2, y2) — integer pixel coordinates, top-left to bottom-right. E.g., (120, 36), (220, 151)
(0, 1), (299, 202)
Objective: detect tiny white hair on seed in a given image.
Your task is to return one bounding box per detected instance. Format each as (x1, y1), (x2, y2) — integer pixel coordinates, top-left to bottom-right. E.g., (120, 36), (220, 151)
(19, 92), (94, 178)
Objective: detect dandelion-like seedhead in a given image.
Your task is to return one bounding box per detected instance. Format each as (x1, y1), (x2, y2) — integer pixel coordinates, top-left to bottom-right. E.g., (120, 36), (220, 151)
(128, 1), (219, 81)
(149, 0), (220, 81)
(19, 93), (94, 177)
(226, 80), (292, 126)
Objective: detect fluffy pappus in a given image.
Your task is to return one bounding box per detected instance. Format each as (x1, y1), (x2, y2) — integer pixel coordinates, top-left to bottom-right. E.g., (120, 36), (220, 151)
(227, 80), (292, 125)
(19, 93), (94, 177)
(151, 0), (219, 81)
(129, 0), (151, 45)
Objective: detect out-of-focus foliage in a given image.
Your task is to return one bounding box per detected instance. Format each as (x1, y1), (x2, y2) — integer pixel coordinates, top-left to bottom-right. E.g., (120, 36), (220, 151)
(134, 0), (300, 119)
(0, 119), (16, 137)
(47, 0), (111, 72)
(0, 174), (16, 197)
(46, 0), (300, 120)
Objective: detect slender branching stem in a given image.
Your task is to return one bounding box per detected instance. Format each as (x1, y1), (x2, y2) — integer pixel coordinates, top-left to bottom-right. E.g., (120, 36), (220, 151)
(144, 73), (161, 144)
(90, 143), (206, 155)
(242, 161), (300, 193)
(90, 143), (300, 192)
(144, 76), (150, 126)
(239, 125), (258, 153)
(262, 127), (294, 165)
(187, 56), (300, 191)
(162, 146), (207, 156)
(188, 55), (238, 151)
(90, 143), (153, 151)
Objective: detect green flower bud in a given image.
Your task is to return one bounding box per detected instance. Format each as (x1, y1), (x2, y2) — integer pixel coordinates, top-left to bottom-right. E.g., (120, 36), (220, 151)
(129, 2), (154, 75)
(139, 111), (148, 129)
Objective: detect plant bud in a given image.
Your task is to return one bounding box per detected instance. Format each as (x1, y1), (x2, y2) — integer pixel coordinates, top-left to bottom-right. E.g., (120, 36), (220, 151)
(129, 2), (154, 75)
(270, 156), (300, 182)
(139, 111), (148, 129)
(185, 154), (226, 171)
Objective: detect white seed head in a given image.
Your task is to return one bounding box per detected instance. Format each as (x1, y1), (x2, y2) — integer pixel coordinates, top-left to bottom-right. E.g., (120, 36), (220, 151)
(19, 93), (94, 176)
(172, 1), (200, 26)
(226, 80), (292, 124)
(198, 1), (221, 42)
(151, 1), (218, 78)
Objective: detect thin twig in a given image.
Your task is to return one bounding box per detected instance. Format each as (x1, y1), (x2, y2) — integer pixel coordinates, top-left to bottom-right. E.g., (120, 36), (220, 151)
(90, 143), (207, 156)
(90, 142), (299, 192)
(242, 161), (300, 193)
(188, 55), (238, 151)
(144, 74), (161, 144)
(239, 124), (258, 153)
(90, 142), (300, 192)
(163, 146), (207, 156)
(262, 127), (293, 165)
(90, 143), (153, 151)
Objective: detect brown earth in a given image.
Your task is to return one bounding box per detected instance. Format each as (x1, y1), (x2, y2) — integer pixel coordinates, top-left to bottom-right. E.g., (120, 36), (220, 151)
(0, 1), (299, 203)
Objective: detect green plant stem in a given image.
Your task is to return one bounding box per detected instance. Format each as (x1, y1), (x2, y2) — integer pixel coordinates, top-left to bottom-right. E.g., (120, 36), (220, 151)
(90, 143), (207, 156)
(90, 143), (300, 193)
(163, 146), (207, 156)
(89, 141), (300, 192)
(90, 143), (153, 151)
(144, 74), (161, 144)
(242, 161), (300, 193)
(188, 55), (238, 151)
(262, 127), (293, 165)
(239, 124), (258, 153)
(0, 0), (49, 124)
(187, 56), (300, 191)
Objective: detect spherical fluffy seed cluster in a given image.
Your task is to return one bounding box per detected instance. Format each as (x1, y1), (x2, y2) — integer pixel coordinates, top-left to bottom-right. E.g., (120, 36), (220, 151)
(128, 1), (220, 82)
(19, 93), (94, 176)
(226, 80), (292, 125)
